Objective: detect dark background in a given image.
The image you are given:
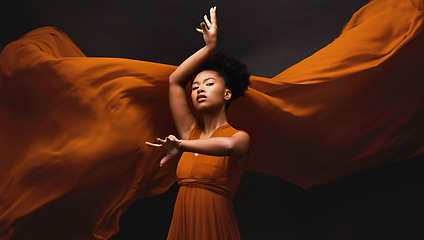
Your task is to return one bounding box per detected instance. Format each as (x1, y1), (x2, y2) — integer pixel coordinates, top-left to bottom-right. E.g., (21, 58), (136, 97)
(2, 0), (424, 239)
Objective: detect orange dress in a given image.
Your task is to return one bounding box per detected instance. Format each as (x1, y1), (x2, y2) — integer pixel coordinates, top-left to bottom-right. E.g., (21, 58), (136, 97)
(167, 124), (244, 240)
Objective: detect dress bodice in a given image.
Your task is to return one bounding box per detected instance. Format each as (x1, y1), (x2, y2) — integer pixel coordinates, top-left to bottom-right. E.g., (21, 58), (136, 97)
(176, 124), (244, 199)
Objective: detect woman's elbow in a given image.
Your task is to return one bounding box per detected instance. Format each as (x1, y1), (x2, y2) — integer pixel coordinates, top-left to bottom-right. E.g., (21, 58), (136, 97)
(227, 141), (247, 157)
(226, 141), (237, 155)
(228, 134), (250, 157)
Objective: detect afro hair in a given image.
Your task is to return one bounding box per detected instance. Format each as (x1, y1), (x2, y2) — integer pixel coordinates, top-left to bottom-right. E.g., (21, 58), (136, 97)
(194, 53), (250, 108)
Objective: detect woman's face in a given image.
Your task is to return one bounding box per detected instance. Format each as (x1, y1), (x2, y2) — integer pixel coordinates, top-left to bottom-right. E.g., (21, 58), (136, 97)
(191, 70), (231, 113)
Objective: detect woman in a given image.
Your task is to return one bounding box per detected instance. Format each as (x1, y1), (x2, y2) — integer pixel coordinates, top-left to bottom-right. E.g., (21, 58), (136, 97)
(146, 6), (251, 240)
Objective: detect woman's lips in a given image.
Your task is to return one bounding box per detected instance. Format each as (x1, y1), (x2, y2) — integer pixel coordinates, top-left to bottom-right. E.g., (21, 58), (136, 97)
(196, 94), (207, 102)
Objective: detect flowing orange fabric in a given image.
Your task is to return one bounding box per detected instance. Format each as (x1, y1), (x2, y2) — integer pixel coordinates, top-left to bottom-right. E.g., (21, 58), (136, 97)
(168, 124), (243, 240)
(1, 0), (424, 239)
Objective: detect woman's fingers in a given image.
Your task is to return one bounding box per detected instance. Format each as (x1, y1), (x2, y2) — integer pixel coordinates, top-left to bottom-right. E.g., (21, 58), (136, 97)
(168, 135), (178, 142)
(145, 142), (161, 148)
(159, 147), (179, 167)
(204, 14), (211, 28)
(196, 7), (217, 34)
(204, 6), (217, 28)
(211, 6), (217, 25)
(159, 154), (171, 167)
(147, 135), (180, 167)
(147, 135), (178, 146)
(200, 22), (207, 32)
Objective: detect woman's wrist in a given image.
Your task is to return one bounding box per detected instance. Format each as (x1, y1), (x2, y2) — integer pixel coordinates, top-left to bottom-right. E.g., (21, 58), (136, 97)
(204, 44), (216, 54)
(177, 139), (183, 151)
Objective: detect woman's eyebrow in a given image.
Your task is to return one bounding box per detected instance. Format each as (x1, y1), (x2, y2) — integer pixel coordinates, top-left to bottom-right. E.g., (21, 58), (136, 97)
(193, 77), (215, 85)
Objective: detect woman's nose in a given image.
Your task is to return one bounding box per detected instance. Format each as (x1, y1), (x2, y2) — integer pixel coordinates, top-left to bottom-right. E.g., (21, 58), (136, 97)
(197, 87), (204, 93)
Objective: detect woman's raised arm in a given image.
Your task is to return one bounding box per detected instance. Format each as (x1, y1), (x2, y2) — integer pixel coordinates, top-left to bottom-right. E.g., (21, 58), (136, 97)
(169, 6), (217, 140)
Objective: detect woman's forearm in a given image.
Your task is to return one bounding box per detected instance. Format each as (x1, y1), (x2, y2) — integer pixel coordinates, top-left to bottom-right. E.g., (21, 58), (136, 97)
(169, 45), (215, 85)
(179, 137), (242, 157)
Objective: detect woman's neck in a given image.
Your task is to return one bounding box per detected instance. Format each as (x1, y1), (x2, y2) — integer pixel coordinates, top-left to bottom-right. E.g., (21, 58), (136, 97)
(201, 109), (228, 135)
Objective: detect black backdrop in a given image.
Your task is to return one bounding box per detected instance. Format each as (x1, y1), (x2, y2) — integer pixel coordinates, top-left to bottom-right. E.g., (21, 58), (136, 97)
(2, 0), (424, 239)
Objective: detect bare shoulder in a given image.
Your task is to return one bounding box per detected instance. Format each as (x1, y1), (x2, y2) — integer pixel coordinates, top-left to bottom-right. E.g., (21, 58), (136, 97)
(232, 131), (250, 142)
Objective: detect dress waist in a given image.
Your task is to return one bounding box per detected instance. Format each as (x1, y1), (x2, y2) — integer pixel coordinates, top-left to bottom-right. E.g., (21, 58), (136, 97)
(178, 178), (239, 200)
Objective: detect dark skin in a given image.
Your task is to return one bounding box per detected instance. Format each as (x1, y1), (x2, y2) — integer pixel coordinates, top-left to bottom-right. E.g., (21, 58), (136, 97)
(146, 7), (250, 167)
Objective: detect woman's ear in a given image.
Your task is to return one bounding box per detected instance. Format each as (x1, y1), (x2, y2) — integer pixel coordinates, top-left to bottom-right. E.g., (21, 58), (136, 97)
(224, 89), (232, 101)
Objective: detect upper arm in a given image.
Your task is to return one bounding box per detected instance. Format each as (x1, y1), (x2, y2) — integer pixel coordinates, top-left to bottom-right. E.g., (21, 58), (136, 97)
(169, 82), (198, 140)
(229, 131), (250, 158)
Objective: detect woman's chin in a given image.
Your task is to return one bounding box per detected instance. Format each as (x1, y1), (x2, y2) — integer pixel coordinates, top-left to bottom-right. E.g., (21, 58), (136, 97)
(194, 106), (208, 113)
(194, 105), (220, 114)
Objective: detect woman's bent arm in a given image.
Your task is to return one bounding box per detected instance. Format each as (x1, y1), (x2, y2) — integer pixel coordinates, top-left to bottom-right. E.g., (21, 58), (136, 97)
(169, 7), (217, 140)
(146, 131), (250, 166)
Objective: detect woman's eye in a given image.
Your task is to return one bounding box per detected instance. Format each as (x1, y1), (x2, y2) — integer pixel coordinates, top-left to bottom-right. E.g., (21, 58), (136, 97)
(206, 83), (214, 86)
(192, 86), (199, 90)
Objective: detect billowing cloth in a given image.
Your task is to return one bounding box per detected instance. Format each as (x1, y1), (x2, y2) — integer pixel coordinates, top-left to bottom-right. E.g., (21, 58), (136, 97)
(168, 124), (243, 239)
(0, 0), (423, 239)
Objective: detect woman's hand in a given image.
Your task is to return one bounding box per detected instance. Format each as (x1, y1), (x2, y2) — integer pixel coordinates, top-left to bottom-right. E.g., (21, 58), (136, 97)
(196, 6), (217, 50)
(146, 135), (181, 167)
